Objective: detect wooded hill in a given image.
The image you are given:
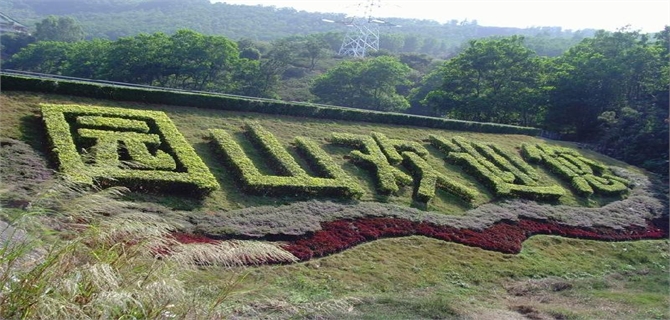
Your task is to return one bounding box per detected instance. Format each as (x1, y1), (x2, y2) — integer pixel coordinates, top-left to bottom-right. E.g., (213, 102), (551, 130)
(4, 0), (595, 56)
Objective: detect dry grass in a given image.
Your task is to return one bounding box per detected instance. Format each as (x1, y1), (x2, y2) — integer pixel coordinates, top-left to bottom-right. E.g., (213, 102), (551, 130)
(0, 177), (297, 319)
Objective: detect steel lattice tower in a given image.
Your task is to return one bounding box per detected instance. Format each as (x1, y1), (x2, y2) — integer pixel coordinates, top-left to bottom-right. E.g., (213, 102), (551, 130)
(323, 0), (399, 58)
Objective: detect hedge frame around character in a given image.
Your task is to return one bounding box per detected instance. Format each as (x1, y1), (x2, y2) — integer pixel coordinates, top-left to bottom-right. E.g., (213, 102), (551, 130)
(41, 104), (220, 194)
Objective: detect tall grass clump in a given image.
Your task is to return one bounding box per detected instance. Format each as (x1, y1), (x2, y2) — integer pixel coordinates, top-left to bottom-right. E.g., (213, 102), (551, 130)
(0, 178), (297, 319)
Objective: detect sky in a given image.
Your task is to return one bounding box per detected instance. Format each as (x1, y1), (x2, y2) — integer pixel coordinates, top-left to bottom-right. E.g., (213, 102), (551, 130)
(213, 0), (669, 33)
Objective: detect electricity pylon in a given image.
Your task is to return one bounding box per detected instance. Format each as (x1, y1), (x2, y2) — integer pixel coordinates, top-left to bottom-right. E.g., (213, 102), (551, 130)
(322, 0), (400, 58)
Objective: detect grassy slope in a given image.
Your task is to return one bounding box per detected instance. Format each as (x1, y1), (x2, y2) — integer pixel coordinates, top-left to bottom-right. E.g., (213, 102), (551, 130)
(1, 91), (668, 319)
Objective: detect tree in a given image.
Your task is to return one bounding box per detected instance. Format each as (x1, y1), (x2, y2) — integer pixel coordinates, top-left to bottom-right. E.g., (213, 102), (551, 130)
(1, 33), (36, 60)
(164, 30), (240, 91)
(407, 66), (444, 116)
(544, 27), (669, 175)
(34, 16), (85, 42)
(544, 28), (665, 138)
(59, 39), (111, 78)
(310, 56), (412, 111)
(302, 35), (329, 70)
(237, 38), (262, 60)
(240, 38), (300, 98)
(422, 36), (547, 126)
(5, 41), (72, 74)
(104, 32), (172, 84)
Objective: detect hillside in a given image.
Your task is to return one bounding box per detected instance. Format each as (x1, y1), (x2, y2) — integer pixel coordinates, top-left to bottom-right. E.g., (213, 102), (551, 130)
(4, 0), (593, 56)
(0, 79), (668, 318)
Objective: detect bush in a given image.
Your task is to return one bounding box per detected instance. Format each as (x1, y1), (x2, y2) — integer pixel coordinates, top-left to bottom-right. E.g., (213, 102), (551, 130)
(41, 104), (219, 195)
(433, 136), (565, 201)
(521, 143), (630, 197)
(3, 74), (541, 135)
(209, 127), (364, 198)
(402, 151), (477, 203)
(330, 133), (412, 195)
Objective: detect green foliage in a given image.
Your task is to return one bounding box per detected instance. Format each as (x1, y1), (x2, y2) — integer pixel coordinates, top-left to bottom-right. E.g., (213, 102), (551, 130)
(2, 74), (541, 136)
(293, 136), (364, 198)
(372, 132), (430, 167)
(434, 136), (565, 201)
(489, 144), (539, 180)
(40, 103), (219, 194)
(34, 15), (85, 42)
(522, 143), (629, 197)
(0, 32), (36, 59)
(544, 28), (669, 176)
(428, 134), (462, 154)
(78, 128), (177, 170)
(5, 41), (72, 74)
(76, 115), (150, 132)
(245, 122), (307, 177)
(209, 127), (364, 198)
(402, 151), (477, 204)
(422, 36), (548, 126)
(472, 142), (537, 185)
(329, 132), (412, 195)
(310, 56), (413, 112)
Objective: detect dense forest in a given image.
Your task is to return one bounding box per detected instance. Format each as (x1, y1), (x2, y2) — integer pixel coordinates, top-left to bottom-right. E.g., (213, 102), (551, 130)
(1, 0), (668, 176)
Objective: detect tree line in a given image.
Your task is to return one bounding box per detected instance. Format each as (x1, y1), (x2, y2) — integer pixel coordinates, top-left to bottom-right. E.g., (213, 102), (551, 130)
(3, 25), (668, 176)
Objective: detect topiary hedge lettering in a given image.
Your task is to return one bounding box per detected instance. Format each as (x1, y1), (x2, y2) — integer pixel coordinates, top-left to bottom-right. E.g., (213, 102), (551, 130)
(40, 103), (631, 205)
(329, 132), (412, 195)
(41, 104), (220, 195)
(402, 151), (478, 203)
(431, 135), (565, 201)
(209, 125), (364, 198)
(521, 144), (629, 196)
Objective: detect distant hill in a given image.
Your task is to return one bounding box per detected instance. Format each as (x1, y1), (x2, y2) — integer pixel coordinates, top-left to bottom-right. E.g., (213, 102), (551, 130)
(4, 0), (595, 56)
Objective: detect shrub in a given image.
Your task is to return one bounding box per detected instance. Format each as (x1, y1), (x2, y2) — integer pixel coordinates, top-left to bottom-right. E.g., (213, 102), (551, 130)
(40, 104), (219, 195)
(3, 74), (541, 135)
(402, 151), (477, 203)
(371, 132), (429, 165)
(434, 136), (565, 201)
(429, 135), (462, 154)
(281, 216), (668, 261)
(78, 128), (177, 170)
(209, 128), (364, 198)
(490, 144), (539, 180)
(76, 115), (150, 133)
(329, 133), (412, 195)
(521, 143), (630, 197)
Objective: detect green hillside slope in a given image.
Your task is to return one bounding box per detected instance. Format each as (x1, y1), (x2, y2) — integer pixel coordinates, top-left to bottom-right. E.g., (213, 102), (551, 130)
(0, 87), (667, 319)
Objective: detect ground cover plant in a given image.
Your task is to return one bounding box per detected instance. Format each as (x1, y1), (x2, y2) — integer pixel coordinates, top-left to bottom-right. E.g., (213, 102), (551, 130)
(1, 90), (668, 319)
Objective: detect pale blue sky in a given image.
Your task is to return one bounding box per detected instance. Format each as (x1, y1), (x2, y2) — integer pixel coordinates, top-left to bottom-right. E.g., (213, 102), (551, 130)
(213, 0), (669, 32)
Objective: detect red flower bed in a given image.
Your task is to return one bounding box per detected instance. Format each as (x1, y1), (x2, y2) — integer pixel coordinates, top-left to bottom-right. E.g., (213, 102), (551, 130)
(171, 232), (220, 245)
(170, 217), (668, 263)
(281, 217), (668, 261)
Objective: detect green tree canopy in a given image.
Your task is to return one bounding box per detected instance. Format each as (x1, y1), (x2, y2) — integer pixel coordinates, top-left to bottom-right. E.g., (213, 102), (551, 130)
(544, 28), (666, 138)
(422, 36), (547, 126)
(34, 16), (85, 42)
(310, 56), (412, 112)
(544, 27), (668, 175)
